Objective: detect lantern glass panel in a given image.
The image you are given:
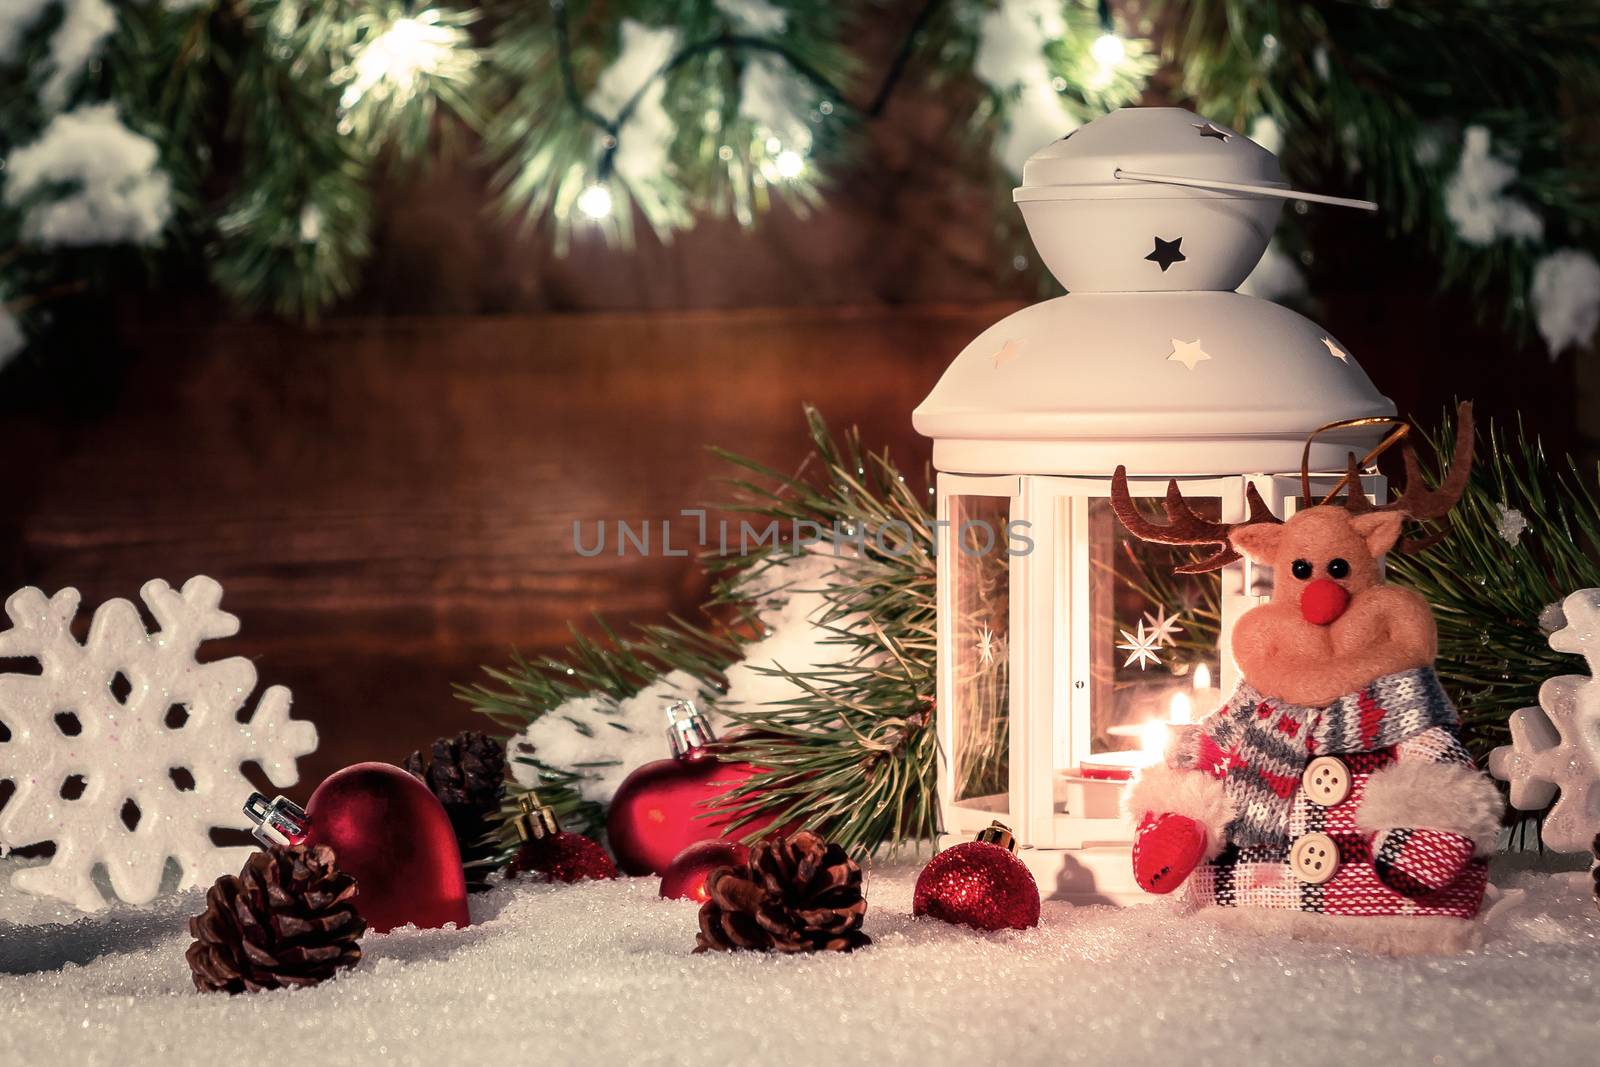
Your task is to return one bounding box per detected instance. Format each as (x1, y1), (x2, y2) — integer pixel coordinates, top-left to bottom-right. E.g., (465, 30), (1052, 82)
(1084, 496), (1223, 756)
(948, 494), (1011, 811)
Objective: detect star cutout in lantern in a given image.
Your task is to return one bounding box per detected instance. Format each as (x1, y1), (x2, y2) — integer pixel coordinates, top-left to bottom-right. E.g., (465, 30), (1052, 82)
(1118, 621), (1164, 671)
(1167, 338), (1211, 370)
(992, 338), (1025, 368)
(1321, 337), (1351, 363)
(1143, 607), (1185, 647)
(975, 622), (1004, 668)
(1193, 121), (1232, 142)
(1145, 237), (1186, 272)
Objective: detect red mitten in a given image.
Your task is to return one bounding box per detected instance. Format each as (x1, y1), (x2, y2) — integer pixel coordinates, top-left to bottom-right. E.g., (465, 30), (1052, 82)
(1132, 812), (1208, 894)
(1372, 827), (1475, 897)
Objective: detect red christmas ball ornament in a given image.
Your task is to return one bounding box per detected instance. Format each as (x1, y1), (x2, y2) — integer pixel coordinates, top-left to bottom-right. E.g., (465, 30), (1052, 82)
(606, 700), (769, 876)
(506, 793), (619, 883)
(659, 839), (750, 902)
(245, 762), (470, 934)
(913, 821), (1040, 932)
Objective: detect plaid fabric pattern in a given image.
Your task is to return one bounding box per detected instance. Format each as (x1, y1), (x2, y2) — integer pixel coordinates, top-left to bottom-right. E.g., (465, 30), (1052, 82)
(1170, 669), (1489, 919)
(1373, 828), (1477, 895)
(1168, 668), (1458, 850)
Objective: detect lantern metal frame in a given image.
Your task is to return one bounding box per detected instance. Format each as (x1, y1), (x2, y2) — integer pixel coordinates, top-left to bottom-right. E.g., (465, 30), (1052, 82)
(934, 470), (1381, 904)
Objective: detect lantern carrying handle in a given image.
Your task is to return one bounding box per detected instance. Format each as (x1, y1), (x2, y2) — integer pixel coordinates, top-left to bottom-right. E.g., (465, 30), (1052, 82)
(1298, 416), (1411, 507)
(1112, 169), (1379, 212)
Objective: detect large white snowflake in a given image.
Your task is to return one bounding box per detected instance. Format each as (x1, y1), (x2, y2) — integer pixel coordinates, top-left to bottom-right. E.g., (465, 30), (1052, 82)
(1488, 588), (1600, 853)
(0, 576), (317, 911)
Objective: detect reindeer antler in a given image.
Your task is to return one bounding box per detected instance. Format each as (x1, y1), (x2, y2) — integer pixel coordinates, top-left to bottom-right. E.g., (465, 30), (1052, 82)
(1342, 401), (1474, 552)
(1110, 466), (1282, 574)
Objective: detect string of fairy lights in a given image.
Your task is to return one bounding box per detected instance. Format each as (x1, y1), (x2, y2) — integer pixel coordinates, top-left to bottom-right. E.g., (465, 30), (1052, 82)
(345, 0), (1139, 221)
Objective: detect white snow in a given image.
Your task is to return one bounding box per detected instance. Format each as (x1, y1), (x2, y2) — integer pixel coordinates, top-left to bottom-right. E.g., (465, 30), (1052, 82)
(298, 203), (323, 243)
(509, 554), (857, 805)
(714, 0), (788, 35)
(0, 303), (23, 370)
(1444, 126), (1543, 246)
(0, 0), (55, 65)
(720, 553), (858, 708)
(41, 0), (115, 111)
(974, 0), (1079, 175)
(1495, 504), (1528, 547)
(4, 104), (172, 248)
(0, 0), (116, 111)
(0, 855), (1594, 1066)
(1530, 249), (1600, 358)
(508, 668), (707, 804)
(740, 57), (814, 154)
(588, 20), (679, 189)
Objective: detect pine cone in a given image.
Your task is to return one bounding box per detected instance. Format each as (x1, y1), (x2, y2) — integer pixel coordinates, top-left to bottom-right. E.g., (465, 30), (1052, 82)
(186, 845), (366, 994)
(695, 830), (871, 954)
(404, 730), (507, 891)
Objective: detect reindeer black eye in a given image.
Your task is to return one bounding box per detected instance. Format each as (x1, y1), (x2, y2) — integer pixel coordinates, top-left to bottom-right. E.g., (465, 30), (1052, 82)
(1328, 558), (1351, 579)
(1291, 559), (1313, 580)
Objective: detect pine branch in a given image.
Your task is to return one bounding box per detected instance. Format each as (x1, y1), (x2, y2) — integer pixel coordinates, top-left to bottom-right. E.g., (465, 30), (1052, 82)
(1388, 408), (1600, 761)
(459, 405), (940, 855)
(1161, 0), (1600, 339)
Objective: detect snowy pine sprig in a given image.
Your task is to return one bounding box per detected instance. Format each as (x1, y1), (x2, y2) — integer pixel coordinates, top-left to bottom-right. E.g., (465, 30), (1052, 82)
(4, 1), (1599, 365)
(460, 406), (941, 858)
(1388, 409), (1600, 761)
(1167, 0), (1600, 354)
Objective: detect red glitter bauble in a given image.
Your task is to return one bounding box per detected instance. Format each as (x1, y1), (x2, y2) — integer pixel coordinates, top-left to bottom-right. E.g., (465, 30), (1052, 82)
(303, 762), (471, 934)
(658, 839), (750, 902)
(510, 831), (619, 883)
(605, 750), (767, 876)
(913, 840), (1040, 931)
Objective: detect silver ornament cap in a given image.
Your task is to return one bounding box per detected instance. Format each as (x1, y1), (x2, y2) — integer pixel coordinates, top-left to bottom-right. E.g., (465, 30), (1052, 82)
(665, 699), (716, 757)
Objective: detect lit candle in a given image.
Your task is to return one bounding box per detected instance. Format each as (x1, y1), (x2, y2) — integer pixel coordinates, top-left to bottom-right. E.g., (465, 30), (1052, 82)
(1191, 662), (1221, 717)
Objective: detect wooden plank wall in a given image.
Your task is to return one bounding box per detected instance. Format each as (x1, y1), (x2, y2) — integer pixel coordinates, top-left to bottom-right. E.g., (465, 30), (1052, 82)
(0, 296), (1583, 801)
(0, 306), (1009, 790)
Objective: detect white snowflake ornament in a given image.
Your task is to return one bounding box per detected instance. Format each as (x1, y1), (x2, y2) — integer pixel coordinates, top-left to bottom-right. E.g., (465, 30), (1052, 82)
(1487, 588), (1600, 852)
(0, 576), (317, 911)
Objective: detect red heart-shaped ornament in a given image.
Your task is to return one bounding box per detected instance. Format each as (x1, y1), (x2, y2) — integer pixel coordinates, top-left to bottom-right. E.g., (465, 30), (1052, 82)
(606, 750), (768, 876)
(304, 762), (470, 933)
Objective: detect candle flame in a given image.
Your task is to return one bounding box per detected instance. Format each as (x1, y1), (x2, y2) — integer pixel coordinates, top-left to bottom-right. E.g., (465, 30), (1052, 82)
(1141, 718), (1169, 757)
(1193, 663), (1211, 691)
(1169, 691), (1193, 726)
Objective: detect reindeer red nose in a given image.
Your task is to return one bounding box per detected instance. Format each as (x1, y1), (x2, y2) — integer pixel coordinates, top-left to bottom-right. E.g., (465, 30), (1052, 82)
(1300, 578), (1350, 625)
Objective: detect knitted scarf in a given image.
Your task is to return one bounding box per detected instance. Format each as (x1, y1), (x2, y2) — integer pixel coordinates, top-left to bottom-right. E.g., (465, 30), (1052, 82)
(1168, 667), (1459, 850)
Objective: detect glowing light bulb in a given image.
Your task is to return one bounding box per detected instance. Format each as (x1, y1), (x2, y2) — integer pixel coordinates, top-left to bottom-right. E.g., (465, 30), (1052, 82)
(342, 13), (465, 109)
(1091, 32), (1126, 69)
(774, 149), (805, 179)
(1193, 663), (1211, 691)
(1169, 691), (1193, 726)
(577, 183), (613, 220)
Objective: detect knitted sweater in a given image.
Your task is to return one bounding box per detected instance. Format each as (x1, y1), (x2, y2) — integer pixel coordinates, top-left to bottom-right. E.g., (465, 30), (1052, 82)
(1125, 667), (1505, 922)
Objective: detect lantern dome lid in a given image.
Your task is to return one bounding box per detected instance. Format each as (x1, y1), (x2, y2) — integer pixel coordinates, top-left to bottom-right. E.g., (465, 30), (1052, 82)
(912, 291), (1396, 477)
(1014, 107), (1284, 203)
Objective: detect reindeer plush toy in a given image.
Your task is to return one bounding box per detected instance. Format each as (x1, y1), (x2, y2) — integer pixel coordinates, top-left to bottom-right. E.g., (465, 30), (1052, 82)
(1113, 403), (1503, 954)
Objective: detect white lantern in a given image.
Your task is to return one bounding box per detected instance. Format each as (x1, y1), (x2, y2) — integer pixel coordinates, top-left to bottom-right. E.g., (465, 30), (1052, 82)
(913, 108), (1396, 904)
